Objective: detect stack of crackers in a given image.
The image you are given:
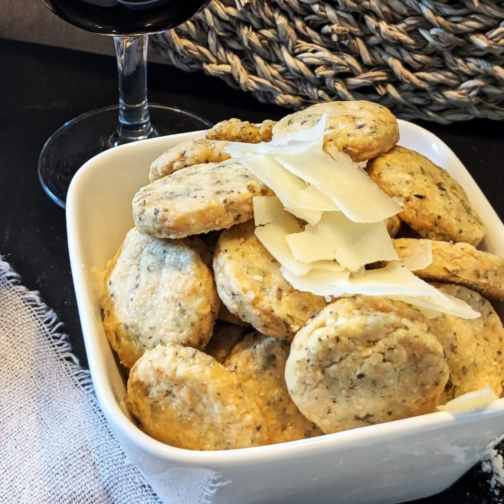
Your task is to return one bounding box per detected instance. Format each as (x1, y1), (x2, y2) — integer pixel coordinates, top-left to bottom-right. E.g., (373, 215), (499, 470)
(101, 101), (504, 451)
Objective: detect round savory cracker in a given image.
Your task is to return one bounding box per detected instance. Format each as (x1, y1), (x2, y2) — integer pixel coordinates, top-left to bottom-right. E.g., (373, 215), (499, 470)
(224, 332), (322, 444)
(285, 296), (449, 434)
(393, 238), (504, 301)
(133, 160), (273, 239)
(126, 344), (265, 450)
(368, 146), (485, 246)
(429, 283), (504, 404)
(272, 101), (399, 162)
(204, 321), (249, 364)
(205, 118), (275, 143)
(213, 221), (327, 339)
(149, 139), (231, 182)
(102, 228), (219, 368)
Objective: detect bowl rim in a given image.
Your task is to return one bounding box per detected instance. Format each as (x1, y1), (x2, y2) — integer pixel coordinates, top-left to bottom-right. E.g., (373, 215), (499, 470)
(66, 118), (504, 464)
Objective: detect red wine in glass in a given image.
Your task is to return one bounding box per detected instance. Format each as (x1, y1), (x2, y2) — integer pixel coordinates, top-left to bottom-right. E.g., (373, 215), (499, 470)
(41, 0), (210, 35)
(39, 0), (212, 208)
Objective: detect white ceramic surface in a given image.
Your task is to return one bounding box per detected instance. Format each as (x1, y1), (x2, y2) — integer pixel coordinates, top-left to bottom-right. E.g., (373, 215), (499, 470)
(66, 120), (504, 504)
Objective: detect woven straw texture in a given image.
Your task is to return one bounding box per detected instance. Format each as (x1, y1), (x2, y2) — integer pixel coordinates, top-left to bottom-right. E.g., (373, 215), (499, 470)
(152, 0), (504, 123)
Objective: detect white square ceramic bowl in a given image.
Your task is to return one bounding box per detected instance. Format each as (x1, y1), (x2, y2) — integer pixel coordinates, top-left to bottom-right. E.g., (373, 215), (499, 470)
(67, 120), (504, 504)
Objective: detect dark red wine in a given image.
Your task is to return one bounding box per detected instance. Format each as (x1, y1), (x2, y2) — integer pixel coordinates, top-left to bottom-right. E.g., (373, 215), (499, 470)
(41, 0), (210, 36)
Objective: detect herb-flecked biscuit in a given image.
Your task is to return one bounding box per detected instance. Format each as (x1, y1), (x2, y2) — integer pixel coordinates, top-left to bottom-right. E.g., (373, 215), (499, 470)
(285, 296), (449, 434)
(126, 344), (265, 450)
(429, 283), (504, 404)
(393, 238), (504, 301)
(368, 146), (485, 246)
(149, 139), (230, 182)
(224, 332), (322, 444)
(133, 160), (273, 239)
(272, 101), (399, 162)
(205, 118), (275, 143)
(102, 228), (219, 368)
(213, 221), (327, 339)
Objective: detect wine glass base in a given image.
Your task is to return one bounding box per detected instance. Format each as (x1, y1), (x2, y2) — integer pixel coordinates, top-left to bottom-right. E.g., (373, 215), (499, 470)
(38, 104), (212, 208)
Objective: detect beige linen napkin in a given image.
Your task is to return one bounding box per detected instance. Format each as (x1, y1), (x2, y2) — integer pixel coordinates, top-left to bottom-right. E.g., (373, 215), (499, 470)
(0, 258), (160, 503)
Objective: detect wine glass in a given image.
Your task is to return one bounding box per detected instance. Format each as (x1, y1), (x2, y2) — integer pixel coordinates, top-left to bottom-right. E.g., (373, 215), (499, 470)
(39, 0), (213, 208)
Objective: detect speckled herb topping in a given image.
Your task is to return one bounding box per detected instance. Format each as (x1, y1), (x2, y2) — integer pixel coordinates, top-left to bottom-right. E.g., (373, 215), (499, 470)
(133, 160), (273, 239)
(126, 344), (265, 450)
(102, 228), (220, 368)
(368, 146), (485, 246)
(213, 221), (327, 339)
(272, 100), (399, 162)
(429, 283), (504, 404)
(393, 238), (504, 300)
(224, 331), (322, 444)
(285, 296), (449, 434)
(149, 138), (231, 182)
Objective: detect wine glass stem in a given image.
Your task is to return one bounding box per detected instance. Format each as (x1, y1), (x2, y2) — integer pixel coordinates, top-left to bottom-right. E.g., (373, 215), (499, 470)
(114, 35), (154, 144)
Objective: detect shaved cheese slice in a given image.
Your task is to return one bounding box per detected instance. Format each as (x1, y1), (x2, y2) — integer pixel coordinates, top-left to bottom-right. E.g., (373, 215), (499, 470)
(351, 266), (366, 278)
(286, 225), (336, 263)
(254, 210), (313, 276)
(286, 212), (398, 272)
(225, 138), (320, 158)
(276, 149), (401, 223)
(386, 294), (478, 320)
(437, 387), (498, 412)
(271, 114), (327, 146)
(281, 262), (480, 319)
(253, 197), (344, 275)
(253, 196), (283, 226)
(397, 239), (433, 271)
(306, 260), (345, 272)
(296, 185), (339, 211)
(225, 116), (326, 158)
(350, 265), (478, 319)
(256, 223), (344, 276)
(280, 266), (350, 293)
(240, 155), (322, 225)
(284, 204), (322, 226)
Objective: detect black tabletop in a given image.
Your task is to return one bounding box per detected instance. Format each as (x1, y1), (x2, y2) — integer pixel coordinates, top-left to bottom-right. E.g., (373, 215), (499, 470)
(0, 37), (503, 504)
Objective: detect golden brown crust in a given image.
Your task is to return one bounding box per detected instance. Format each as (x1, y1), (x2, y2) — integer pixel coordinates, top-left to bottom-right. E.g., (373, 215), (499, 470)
(393, 238), (504, 301)
(213, 221), (327, 339)
(126, 344), (265, 450)
(224, 332), (322, 444)
(272, 101), (399, 162)
(429, 283), (504, 404)
(102, 228), (219, 368)
(205, 118), (275, 143)
(133, 161), (273, 239)
(368, 146), (485, 246)
(259, 119), (275, 142)
(149, 139), (231, 182)
(285, 296), (449, 434)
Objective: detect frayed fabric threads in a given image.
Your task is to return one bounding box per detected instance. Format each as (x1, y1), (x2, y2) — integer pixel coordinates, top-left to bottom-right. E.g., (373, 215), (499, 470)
(0, 258), (159, 503)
